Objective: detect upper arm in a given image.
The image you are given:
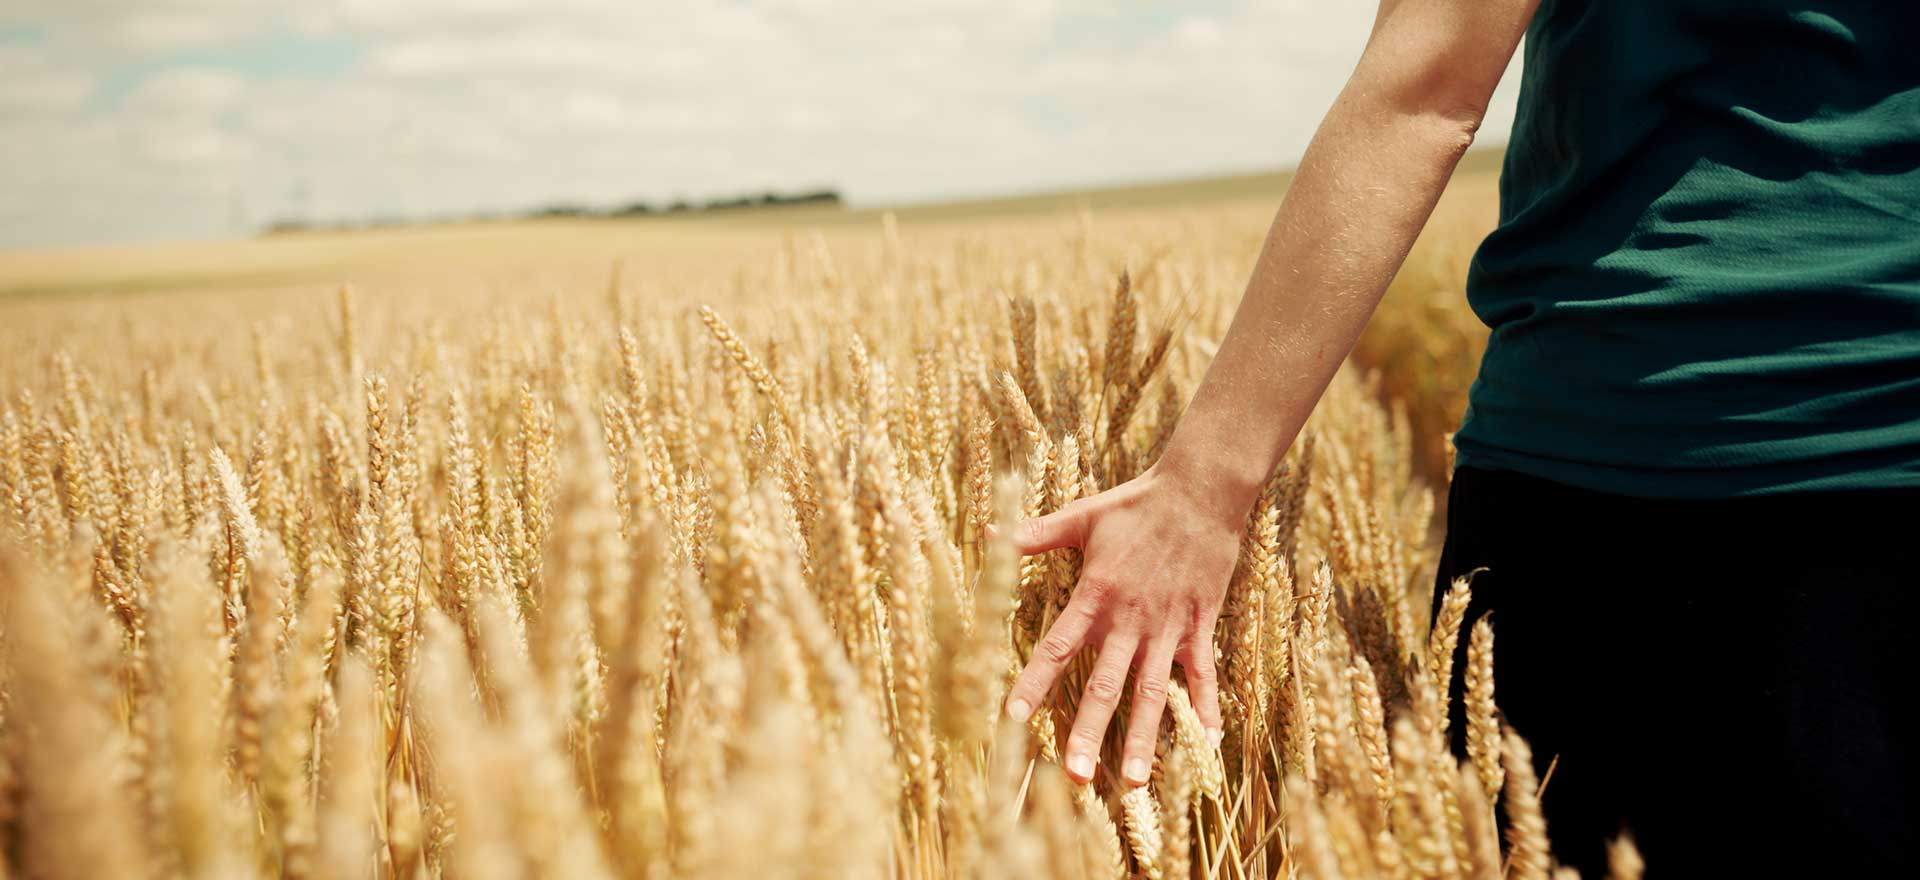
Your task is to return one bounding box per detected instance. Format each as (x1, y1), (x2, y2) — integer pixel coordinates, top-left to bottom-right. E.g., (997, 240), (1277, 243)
(1356, 0), (1540, 135)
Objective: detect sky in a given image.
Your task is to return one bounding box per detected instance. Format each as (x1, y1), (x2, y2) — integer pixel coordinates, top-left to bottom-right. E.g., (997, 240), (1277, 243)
(0, 1), (1523, 249)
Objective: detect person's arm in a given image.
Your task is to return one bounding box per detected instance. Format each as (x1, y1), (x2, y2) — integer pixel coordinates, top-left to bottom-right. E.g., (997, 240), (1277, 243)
(1003, 0), (1539, 788)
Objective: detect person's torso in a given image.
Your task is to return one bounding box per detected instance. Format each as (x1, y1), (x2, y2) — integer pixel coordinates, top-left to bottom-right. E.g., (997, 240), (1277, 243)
(1454, 0), (1920, 498)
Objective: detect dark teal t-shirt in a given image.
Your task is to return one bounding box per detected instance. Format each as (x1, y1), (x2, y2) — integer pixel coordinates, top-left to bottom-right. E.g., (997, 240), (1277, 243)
(1453, 0), (1920, 498)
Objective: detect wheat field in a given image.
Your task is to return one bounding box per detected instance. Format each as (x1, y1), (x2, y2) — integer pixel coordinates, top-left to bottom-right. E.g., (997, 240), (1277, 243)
(0, 171), (1639, 879)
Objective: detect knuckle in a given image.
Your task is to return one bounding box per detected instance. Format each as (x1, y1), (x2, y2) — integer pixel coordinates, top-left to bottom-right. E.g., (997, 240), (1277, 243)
(1085, 672), (1126, 704)
(1038, 632), (1079, 665)
(1077, 574), (1119, 600)
(1134, 673), (1170, 704)
(1016, 516), (1049, 546)
(1066, 593), (1104, 625)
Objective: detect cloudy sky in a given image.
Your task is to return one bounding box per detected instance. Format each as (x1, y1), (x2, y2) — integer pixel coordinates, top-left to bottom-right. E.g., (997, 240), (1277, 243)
(0, 1), (1522, 249)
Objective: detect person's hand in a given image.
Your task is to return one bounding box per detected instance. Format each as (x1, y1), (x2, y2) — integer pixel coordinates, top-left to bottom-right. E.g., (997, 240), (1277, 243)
(999, 461), (1244, 787)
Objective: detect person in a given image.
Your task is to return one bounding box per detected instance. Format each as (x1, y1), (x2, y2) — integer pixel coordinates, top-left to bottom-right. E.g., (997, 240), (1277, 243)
(1000, 0), (1918, 875)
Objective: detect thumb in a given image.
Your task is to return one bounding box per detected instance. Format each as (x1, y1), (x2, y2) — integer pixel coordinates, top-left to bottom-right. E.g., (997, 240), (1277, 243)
(1001, 500), (1090, 555)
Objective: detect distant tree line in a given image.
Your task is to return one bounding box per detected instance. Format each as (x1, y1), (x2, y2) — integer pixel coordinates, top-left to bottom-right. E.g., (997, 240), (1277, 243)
(610, 188), (843, 217)
(265, 187), (843, 235)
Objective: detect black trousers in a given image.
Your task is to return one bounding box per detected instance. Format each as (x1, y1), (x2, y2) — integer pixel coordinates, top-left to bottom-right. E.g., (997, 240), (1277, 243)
(1432, 464), (1917, 878)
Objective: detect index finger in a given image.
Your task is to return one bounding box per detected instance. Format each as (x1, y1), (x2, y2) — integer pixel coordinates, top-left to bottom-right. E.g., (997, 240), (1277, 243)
(1004, 585), (1101, 723)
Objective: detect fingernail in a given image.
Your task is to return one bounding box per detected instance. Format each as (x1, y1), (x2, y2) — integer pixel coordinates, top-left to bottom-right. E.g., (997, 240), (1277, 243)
(1067, 753), (1096, 780)
(1205, 727), (1223, 748)
(1007, 698), (1032, 723)
(1124, 758), (1151, 785)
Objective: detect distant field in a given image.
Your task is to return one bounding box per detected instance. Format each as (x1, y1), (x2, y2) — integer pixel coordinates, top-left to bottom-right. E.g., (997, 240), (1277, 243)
(0, 148), (1504, 303)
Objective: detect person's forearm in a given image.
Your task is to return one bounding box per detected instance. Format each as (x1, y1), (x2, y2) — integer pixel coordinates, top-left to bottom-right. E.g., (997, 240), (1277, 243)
(1007, 0), (1536, 789)
(1154, 61), (1487, 518)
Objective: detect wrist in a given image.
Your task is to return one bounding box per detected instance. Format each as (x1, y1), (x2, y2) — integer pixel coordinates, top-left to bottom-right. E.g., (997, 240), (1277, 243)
(1146, 441), (1267, 528)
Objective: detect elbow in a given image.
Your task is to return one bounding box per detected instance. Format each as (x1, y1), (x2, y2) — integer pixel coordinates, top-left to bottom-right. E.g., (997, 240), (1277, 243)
(1366, 86), (1485, 161)
(1347, 0), (1531, 157)
(1429, 103), (1485, 155)
(1350, 39), (1502, 156)
(1372, 68), (1493, 157)
(1444, 96), (1488, 141)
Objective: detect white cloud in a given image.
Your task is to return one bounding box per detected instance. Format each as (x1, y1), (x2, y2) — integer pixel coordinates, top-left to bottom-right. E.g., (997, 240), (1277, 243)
(104, 11), (236, 53)
(1173, 16), (1227, 49)
(0, 47), (94, 112)
(120, 68), (249, 115)
(0, 0), (1523, 247)
(146, 126), (254, 166)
